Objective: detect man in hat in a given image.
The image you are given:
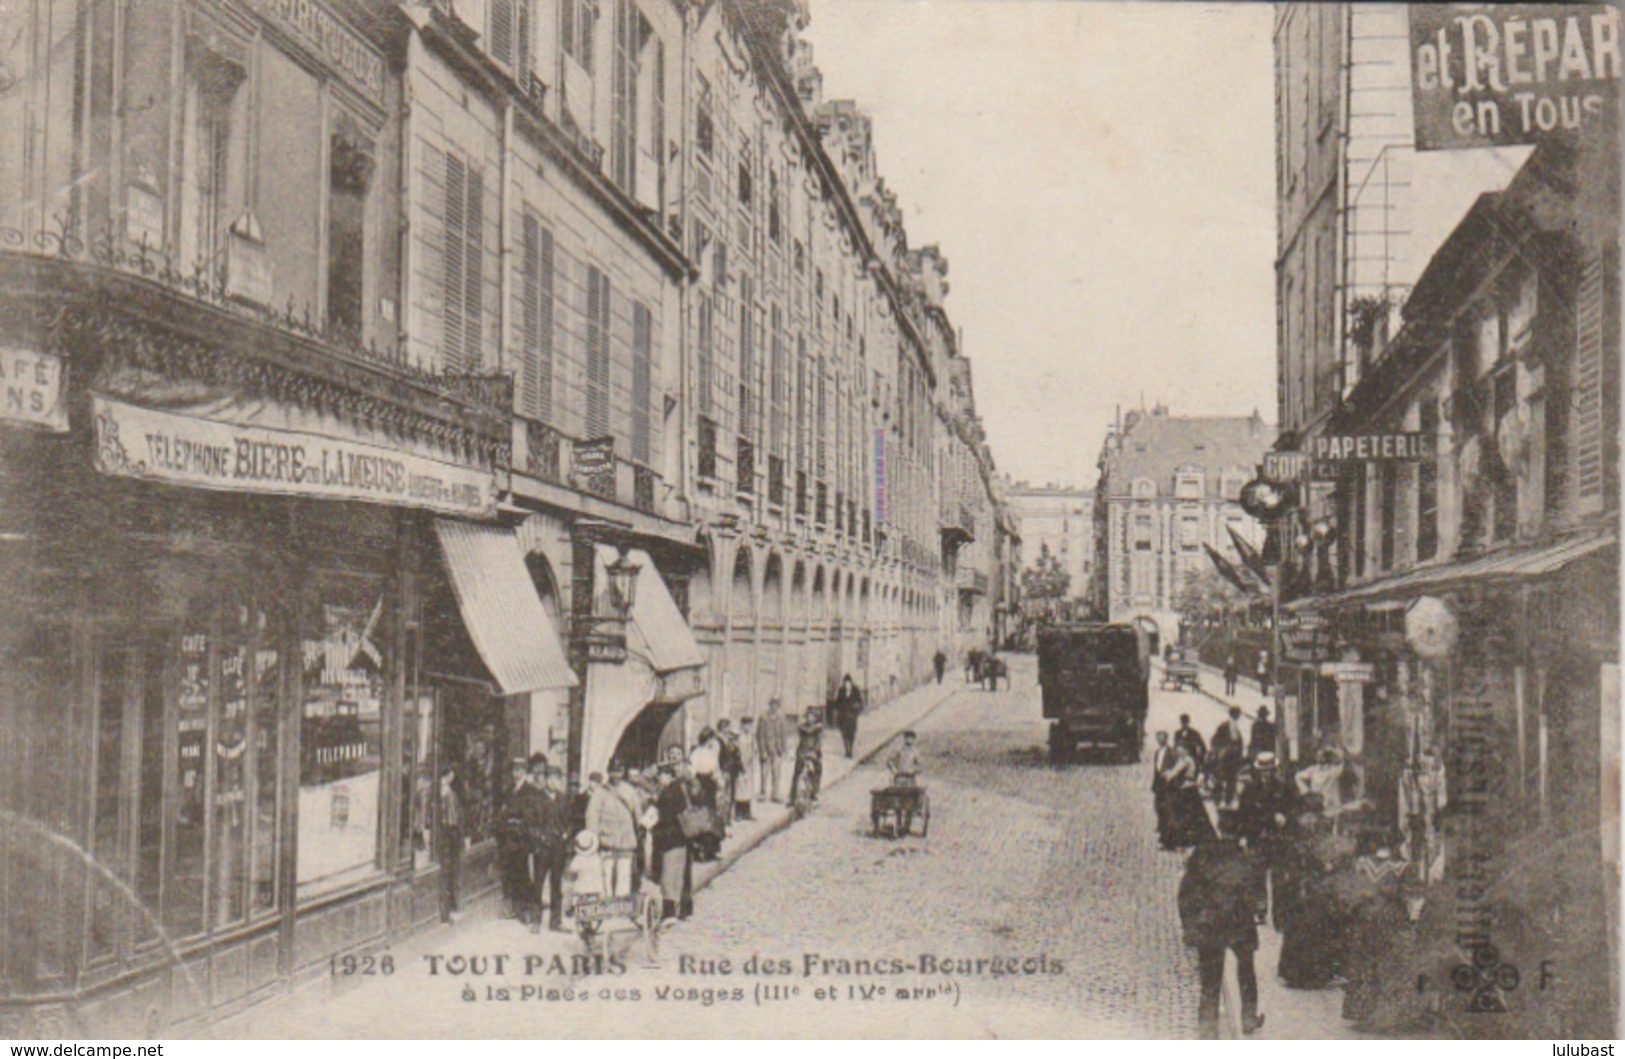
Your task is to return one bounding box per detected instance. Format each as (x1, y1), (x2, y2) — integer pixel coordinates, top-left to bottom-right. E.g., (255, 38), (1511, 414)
(1248, 705), (1278, 761)
(1179, 811), (1266, 1038)
(885, 730), (923, 788)
(1238, 751), (1296, 921)
(735, 717), (759, 822)
(1173, 713), (1207, 770)
(588, 764), (640, 898)
(716, 719), (744, 834)
(1209, 706), (1245, 807)
(789, 710), (824, 807)
(757, 699), (789, 803)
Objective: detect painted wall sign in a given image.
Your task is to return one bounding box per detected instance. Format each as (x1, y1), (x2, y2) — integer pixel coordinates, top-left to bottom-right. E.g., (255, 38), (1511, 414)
(245, 0), (386, 104)
(0, 347), (68, 432)
(91, 394), (497, 518)
(1409, 5), (1621, 151)
(571, 436), (617, 500)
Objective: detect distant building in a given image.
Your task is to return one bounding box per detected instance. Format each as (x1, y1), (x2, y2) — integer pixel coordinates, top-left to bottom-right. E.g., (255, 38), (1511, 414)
(1002, 480), (1093, 608)
(1091, 407), (1271, 644)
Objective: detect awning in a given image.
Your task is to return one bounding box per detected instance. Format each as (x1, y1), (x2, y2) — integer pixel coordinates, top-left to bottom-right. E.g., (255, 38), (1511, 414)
(433, 519), (578, 694)
(1299, 529), (1616, 610)
(594, 545), (705, 673)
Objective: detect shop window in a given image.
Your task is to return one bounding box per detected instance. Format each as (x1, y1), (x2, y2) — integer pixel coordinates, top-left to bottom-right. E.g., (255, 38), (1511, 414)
(168, 601), (209, 939)
(327, 117), (375, 345)
(438, 687), (509, 847)
(297, 582), (387, 895)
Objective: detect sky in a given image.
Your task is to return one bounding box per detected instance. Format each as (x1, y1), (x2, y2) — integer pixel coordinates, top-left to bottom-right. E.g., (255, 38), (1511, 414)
(803, 0), (1277, 489)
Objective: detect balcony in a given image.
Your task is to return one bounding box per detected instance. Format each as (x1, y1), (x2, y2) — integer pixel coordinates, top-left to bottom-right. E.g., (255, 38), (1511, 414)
(957, 568), (990, 596)
(939, 499), (976, 548)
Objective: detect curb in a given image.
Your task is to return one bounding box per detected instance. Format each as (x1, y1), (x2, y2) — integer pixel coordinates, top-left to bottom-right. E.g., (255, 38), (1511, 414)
(692, 679), (963, 895)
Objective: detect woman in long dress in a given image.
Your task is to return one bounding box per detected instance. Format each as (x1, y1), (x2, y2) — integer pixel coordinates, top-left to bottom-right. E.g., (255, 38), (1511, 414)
(650, 762), (698, 923)
(1163, 743), (1214, 849)
(1275, 809), (1345, 988)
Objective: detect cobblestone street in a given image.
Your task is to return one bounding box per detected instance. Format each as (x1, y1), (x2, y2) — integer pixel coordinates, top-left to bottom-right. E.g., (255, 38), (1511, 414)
(218, 655), (1360, 1039)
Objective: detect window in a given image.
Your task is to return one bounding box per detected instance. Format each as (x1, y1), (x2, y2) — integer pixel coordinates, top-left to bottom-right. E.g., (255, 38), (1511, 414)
(1418, 398), (1440, 559)
(441, 151), (485, 370)
(298, 583), (388, 895)
(585, 265), (611, 439)
(698, 416), (718, 479)
(327, 118), (375, 343)
(738, 159), (752, 206)
(1492, 368), (1518, 541)
(178, 37), (247, 278)
(1353, 464), (1367, 577)
(769, 303), (786, 460)
(488, 0), (533, 76)
(631, 301), (653, 464)
(561, 0), (595, 73)
(695, 76), (714, 158)
(739, 273), (756, 441)
(610, 0), (654, 198)
(697, 293), (715, 417)
(518, 212), (555, 421)
(768, 168), (782, 244)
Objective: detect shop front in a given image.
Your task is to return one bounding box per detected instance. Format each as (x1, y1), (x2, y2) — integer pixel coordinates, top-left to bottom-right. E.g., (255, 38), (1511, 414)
(0, 259), (556, 1035)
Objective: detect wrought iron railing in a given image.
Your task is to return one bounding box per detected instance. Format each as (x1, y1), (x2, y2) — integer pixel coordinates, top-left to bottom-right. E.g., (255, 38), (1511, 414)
(633, 464), (656, 514)
(524, 418), (566, 485)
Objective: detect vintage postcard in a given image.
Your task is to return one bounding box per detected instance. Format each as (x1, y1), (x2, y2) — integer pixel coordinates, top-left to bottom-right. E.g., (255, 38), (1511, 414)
(0, 0), (1618, 1041)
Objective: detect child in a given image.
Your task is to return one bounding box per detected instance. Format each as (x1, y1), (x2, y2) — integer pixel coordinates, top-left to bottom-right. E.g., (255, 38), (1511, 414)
(566, 829), (606, 903)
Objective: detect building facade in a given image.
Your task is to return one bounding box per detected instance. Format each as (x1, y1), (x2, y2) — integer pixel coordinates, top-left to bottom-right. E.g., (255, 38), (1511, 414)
(1090, 407), (1269, 645)
(1002, 480), (1094, 609)
(0, 0), (1009, 1033)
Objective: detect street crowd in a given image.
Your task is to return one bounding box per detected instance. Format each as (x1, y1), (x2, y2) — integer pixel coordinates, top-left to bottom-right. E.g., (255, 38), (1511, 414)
(439, 675), (873, 935)
(1154, 677), (1452, 1039)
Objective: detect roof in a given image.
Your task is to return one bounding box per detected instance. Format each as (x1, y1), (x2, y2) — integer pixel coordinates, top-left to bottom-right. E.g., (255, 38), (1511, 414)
(433, 520), (578, 694)
(1297, 529), (1616, 609)
(1102, 413), (1272, 497)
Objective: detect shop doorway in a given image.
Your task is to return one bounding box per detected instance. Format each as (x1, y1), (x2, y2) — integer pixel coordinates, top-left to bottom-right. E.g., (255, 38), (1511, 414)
(610, 702), (681, 772)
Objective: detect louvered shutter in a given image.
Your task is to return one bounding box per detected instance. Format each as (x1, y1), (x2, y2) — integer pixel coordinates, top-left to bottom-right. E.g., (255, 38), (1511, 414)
(1573, 245), (1605, 513)
(463, 167), (484, 370)
(586, 267), (610, 439)
(632, 302), (652, 464)
(490, 0), (514, 67)
(443, 153), (467, 370)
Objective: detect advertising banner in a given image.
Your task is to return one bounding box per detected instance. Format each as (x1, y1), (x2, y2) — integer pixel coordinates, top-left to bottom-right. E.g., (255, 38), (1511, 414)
(91, 394), (498, 518)
(1409, 5), (1621, 150)
(0, 347), (69, 432)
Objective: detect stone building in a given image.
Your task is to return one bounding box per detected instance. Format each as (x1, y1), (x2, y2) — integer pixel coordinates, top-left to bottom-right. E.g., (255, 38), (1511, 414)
(0, 0), (1009, 1032)
(1090, 407), (1270, 644)
(1003, 480), (1094, 611)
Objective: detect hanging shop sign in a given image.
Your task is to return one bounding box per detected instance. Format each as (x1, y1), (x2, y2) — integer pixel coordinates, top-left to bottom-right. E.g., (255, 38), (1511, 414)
(1321, 660), (1377, 684)
(91, 394), (497, 518)
(1283, 629), (1332, 665)
(571, 436), (617, 500)
(1406, 595), (1461, 660)
(0, 347), (68, 432)
(1408, 5), (1621, 152)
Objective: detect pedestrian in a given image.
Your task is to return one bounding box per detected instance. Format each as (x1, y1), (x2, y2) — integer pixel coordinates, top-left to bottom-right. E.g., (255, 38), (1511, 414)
(1162, 742), (1213, 850)
(788, 710), (824, 806)
(735, 717), (758, 822)
(933, 648), (948, 685)
(437, 763), (466, 924)
(1178, 811), (1267, 1038)
(1223, 650), (1239, 697)
(1150, 731), (1176, 848)
(1236, 751), (1294, 920)
(833, 674), (863, 758)
(757, 699), (788, 803)
(1257, 652), (1272, 697)
(716, 719), (743, 835)
(688, 728), (722, 861)
(588, 763), (640, 897)
(541, 766), (572, 931)
(1274, 803), (1344, 989)
(511, 759), (557, 932)
(612, 764), (649, 892)
(885, 730), (922, 787)
(651, 758), (700, 924)
(497, 757), (531, 920)
(1248, 705), (1277, 761)
(1172, 713), (1207, 770)
(1210, 706), (1245, 807)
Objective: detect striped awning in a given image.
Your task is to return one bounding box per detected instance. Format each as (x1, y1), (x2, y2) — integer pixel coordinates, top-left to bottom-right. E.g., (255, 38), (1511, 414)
(595, 545), (706, 673)
(434, 519), (578, 695)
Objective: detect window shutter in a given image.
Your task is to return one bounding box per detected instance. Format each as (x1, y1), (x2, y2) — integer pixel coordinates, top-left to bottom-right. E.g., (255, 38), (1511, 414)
(463, 167), (484, 370)
(519, 213), (553, 421)
(490, 0), (515, 67)
(517, 0), (532, 80)
(1574, 246), (1605, 512)
(632, 302), (652, 464)
(586, 267), (610, 439)
(443, 152), (467, 370)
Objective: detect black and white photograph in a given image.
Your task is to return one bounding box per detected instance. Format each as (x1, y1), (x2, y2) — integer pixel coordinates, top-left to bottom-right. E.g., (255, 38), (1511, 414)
(0, 0), (1618, 1041)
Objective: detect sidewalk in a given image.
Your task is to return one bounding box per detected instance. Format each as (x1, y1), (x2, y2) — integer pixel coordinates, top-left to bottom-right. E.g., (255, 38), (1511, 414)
(1152, 657), (1355, 1040)
(213, 674), (962, 1037)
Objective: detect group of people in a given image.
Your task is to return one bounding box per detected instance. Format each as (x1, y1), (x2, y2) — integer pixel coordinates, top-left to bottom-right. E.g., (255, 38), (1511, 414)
(1222, 649), (1272, 698)
(1152, 704), (1278, 847)
(480, 674), (870, 934)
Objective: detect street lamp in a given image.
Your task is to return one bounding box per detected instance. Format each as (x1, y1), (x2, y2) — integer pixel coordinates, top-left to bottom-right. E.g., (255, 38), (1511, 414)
(1240, 472), (1298, 765)
(606, 553), (642, 617)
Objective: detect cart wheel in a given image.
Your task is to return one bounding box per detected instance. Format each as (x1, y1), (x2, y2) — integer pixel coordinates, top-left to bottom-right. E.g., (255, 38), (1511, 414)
(917, 793), (930, 837)
(871, 810), (883, 837)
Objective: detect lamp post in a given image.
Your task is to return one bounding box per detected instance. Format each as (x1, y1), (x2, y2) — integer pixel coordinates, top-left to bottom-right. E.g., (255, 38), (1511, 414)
(567, 542), (642, 783)
(1240, 474), (1296, 763)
